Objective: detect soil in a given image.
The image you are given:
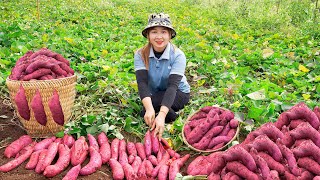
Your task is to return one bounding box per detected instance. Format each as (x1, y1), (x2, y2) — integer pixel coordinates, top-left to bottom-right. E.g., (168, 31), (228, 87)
(0, 97), (197, 180)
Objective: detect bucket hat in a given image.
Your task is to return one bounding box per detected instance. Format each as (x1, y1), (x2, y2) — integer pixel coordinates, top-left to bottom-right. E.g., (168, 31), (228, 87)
(142, 13), (176, 39)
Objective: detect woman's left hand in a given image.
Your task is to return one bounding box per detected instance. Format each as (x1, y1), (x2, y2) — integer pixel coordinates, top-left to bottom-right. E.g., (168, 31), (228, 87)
(152, 113), (166, 139)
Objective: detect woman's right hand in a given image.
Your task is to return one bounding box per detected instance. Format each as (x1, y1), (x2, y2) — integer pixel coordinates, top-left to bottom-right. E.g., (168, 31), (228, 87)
(144, 109), (155, 127)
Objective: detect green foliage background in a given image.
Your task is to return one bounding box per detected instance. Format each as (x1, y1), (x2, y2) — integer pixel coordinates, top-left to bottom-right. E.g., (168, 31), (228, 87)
(0, 0), (319, 149)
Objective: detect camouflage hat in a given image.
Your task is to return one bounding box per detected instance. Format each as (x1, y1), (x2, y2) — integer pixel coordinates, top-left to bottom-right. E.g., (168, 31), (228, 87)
(142, 13), (176, 38)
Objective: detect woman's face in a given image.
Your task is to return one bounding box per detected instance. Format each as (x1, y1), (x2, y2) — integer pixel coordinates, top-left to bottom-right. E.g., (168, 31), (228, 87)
(148, 26), (171, 52)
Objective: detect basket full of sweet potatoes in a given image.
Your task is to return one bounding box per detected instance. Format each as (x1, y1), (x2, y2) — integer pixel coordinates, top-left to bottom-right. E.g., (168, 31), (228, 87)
(182, 105), (240, 153)
(6, 48), (77, 138)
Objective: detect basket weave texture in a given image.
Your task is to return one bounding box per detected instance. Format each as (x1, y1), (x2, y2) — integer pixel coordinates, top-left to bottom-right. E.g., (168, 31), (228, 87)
(182, 106), (240, 153)
(6, 75), (77, 138)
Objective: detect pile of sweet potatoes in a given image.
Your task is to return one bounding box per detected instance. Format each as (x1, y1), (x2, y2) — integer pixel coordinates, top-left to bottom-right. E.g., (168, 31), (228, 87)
(0, 131), (190, 180)
(183, 106), (239, 151)
(11, 48), (73, 125)
(9, 48), (74, 81)
(187, 102), (320, 179)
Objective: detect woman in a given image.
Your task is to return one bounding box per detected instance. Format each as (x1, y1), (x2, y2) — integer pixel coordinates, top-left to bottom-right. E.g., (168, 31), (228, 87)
(134, 13), (190, 139)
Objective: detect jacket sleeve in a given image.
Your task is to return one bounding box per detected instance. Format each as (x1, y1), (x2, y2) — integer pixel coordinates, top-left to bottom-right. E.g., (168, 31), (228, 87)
(135, 69), (150, 100)
(161, 74), (183, 108)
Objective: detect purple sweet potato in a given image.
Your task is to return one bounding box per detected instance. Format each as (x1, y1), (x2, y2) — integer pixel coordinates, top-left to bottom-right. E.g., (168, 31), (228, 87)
(137, 160), (147, 178)
(276, 139), (300, 176)
(297, 157), (320, 175)
(226, 161), (260, 180)
(314, 106), (320, 121)
(187, 156), (209, 175)
(0, 142), (35, 172)
(14, 85), (30, 120)
(274, 113), (289, 129)
(200, 106), (212, 113)
(55, 54), (70, 66)
(207, 136), (232, 149)
(35, 149), (48, 174)
(148, 155), (158, 166)
(97, 132), (111, 164)
(192, 125), (224, 150)
(229, 119), (239, 129)
(4, 135), (32, 158)
(187, 114), (220, 144)
(251, 122), (284, 141)
(118, 139), (128, 166)
(34, 136), (56, 151)
(145, 160), (154, 177)
(289, 122), (320, 147)
(97, 132), (108, 144)
(292, 140), (320, 163)
(144, 130), (152, 157)
(59, 63), (74, 74)
(48, 90), (64, 126)
(25, 150), (41, 170)
(31, 90), (47, 126)
(285, 102), (320, 129)
(247, 135), (282, 162)
(40, 141), (60, 172)
(87, 134), (99, 151)
(151, 130), (159, 154)
(131, 156), (142, 174)
(152, 151), (170, 178)
(127, 142), (137, 156)
(62, 134), (75, 148)
(25, 55), (60, 74)
(43, 144), (71, 178)
(190, 111), (208, 121)
(222, 145), (257, 172)
(109, 159), (125, 180)
(79, 147), (102, 176)
(122, 163), (137, 180)
(70, 136), (89, 166)
(136, 142), (146, 160)
(168, 154), (190, 180)
(288, 119), (305, 129)
(249, 148), (270, 179)
(62, 164), (81, 180)
(111, 138), (120, 160)
(158, 164), (169, 180)
(258, 152), (286, 175)
(22, 68), (52, 81)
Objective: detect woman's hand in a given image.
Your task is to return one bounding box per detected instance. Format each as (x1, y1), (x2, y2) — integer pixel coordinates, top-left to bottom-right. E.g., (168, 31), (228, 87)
(152, 112), (166, 139)
(144, 109), (155, 128)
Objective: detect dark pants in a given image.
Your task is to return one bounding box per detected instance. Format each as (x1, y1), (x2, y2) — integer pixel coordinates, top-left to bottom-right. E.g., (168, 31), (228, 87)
(140, 90), (190, 123)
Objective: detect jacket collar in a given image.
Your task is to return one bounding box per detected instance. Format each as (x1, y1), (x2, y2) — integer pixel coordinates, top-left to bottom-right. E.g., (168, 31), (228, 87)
(149, 43), (171, 60)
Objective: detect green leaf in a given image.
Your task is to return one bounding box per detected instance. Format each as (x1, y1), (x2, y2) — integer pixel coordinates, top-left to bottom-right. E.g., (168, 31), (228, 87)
(100, 123), (109, 134)
(55, 131), (65, 138)
(124, 117), (133, 132)
(247, 106), (264, 120)
(246, 89), (266, 100)
(86, 125), (98, 135)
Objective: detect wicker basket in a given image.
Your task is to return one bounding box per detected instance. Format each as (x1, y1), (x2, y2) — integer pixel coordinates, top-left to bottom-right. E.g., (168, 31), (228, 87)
(6, 75), (77, 138)
(182, 105), (240, 153)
